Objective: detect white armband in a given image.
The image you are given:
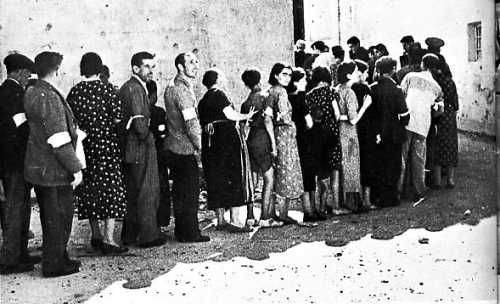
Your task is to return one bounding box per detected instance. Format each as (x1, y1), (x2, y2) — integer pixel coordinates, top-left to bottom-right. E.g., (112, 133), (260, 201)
(126, 115), (145, 130)
(305, 114), (313, 129)
(182, 107), (197, 121)
(47, 132), (72, 148)
(398, 111), (410, 117)
(263, 106), (273, 117)
(158, 124), (166, 132)
(12, 113), (27, 127)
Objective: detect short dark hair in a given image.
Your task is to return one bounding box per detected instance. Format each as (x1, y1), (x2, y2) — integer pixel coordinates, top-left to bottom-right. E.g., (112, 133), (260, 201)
(34, 51), (63, 78)
(400, 35), (414, 44)
(347, 36), (360, 45)
(310, 66), (331, 88)
(375, 43), (389, 56)
(337, 61), (356, 84)
(174, 53), (186, 71)
(368, 45), (377, 56)
(422, 53), (440, 71)
(331, 45), (345, 60)
(354, 59), (369, 73)
(80, 52), (102, 77)
(241, 68), (261, 88)
(268, 62), (292, 86)
(131, 51), (154, 68)
(375, 56), (397, 74)
(202, 69), (218, 88)
(311, 41), (327, 52)
(100, 64), (110, 77)
(286, 67), (306, 93)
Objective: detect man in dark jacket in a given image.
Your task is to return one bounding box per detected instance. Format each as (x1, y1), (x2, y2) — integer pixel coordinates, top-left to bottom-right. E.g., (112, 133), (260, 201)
(24, 52), (84, 277)
(370, 56), (410, 207)
(347, 36), (370, 63)
(119, 52), (166, 248)
(0, 53), (40, 274)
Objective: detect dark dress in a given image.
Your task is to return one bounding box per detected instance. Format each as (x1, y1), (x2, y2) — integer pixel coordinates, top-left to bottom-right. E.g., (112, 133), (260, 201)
(289, 92), (316, 192)
(370, 77), (409, 207)
(67, 80), (127, 220)
(352, 82), (377, 188)
(431, 73), (459, 168)
(198, 88), (246, 210)
(305, 85), (342, 177)
(241, 88), (273, 173)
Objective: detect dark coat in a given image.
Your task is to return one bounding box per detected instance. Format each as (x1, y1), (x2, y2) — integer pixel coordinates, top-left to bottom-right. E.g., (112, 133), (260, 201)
(0, 79), (29, 174)
(370, 77), (409, 144)
(118, 76), (155, 164)
(24, 80), (82, 186)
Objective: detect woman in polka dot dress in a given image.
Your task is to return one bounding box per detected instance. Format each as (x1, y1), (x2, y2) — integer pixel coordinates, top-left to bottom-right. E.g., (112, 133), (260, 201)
(67, 53), (127, 254)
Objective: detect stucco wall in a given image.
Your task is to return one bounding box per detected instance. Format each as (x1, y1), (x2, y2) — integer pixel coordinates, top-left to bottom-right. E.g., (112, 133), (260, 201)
(304, 0), (496, 135)
(0, 0), (294, 108)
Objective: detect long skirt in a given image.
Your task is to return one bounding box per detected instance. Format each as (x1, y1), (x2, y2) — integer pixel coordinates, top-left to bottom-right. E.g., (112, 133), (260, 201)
(274, 125), (304, 199)
(339, 121), (363, 211)
(202, 123), (251, 210)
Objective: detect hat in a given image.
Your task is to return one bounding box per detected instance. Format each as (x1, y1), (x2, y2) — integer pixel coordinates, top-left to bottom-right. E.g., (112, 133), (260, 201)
(425, 37), (445, 49)
(3, 53), (35, 73)
(400, 35), (414, 44)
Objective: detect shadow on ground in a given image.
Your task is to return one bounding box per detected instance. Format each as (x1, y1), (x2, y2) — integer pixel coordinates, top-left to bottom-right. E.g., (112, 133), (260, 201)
(1, 133), (495, 304)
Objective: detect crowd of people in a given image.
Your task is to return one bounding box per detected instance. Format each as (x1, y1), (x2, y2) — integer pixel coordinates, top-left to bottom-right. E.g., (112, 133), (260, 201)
(0, 34), (459, 278)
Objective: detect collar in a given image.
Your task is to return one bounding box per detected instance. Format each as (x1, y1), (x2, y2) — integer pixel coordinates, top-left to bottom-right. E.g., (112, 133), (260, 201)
(82, 75), (100, 82)
(174, 73), (193, 88)
(131, 74), (148, 95)
(6, 77), (20, 86)
(379, 76), (397, 84)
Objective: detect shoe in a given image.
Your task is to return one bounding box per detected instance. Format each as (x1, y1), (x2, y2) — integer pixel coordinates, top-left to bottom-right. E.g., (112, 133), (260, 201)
(42, 264), (79, 278)
(412, 196), (426, 206)
(21, 254), (41, 265)
(101, 243), (129, 255)
(225, 224), (252, 233)
(303, 213), (319, 222)
(215, 223), (230, 231)
(137, 236), (167, 248)
(276, 216), (298, 226)
(27, 230), (35, 239)
(0, 263), (34, 274)
(259, 218), (283, 228)
(331, 208), (352, 216)
(65, 259), (82, 269)
(315, 211), (328, 221)
(245, 219), (259, 227)
(176, 235), (210, 243)
(90, 238), (104, 250)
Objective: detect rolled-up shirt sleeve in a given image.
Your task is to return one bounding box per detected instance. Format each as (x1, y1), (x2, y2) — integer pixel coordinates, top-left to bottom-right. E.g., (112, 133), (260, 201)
(37, 93), (82, 174)
(175, 86), (201, 151)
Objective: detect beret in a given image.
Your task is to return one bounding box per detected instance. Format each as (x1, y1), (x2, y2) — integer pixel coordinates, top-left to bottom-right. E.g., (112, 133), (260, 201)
(3, 53), (35, 73)
(425, 37), (445, 49)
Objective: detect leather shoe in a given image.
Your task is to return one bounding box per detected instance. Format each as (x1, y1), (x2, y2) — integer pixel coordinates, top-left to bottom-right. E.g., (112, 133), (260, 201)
(101, 243), (129, 254)
(0, 263), (34, 274)
(137, 236), (167, 248)
(43, 264), (80, 278)
(90, 238), (104, 250)
(176, 235), (210, 243)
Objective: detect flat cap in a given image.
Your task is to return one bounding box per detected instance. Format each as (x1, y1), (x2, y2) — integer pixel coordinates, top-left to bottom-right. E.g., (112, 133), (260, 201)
(3, 53), (35, 73)
(425, 37), (445, 49)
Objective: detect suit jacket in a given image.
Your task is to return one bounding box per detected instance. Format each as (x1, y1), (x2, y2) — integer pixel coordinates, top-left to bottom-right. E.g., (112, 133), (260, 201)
(24, 79), (82, 186)
(118, 76), (155, 164)
(370, 77), (409, 144)
(0, 79), (29, 174)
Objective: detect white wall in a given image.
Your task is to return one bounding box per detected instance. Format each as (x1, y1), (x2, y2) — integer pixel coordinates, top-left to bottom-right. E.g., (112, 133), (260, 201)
(304, 0), (496, 135)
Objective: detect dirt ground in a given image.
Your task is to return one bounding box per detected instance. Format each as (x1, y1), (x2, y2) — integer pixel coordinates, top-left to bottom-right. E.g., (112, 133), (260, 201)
(0, 132), (496, 304)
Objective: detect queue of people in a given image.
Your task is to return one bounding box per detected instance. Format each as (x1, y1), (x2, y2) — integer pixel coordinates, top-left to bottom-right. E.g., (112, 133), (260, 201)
(0, 33), (459, 278)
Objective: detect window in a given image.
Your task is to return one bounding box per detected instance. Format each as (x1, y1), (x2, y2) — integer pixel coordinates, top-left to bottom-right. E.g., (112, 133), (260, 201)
(468, 22), (482, 62)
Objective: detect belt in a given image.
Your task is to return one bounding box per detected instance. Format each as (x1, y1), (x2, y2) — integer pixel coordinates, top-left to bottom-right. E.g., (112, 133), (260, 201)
(203, 120), (232, 147)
